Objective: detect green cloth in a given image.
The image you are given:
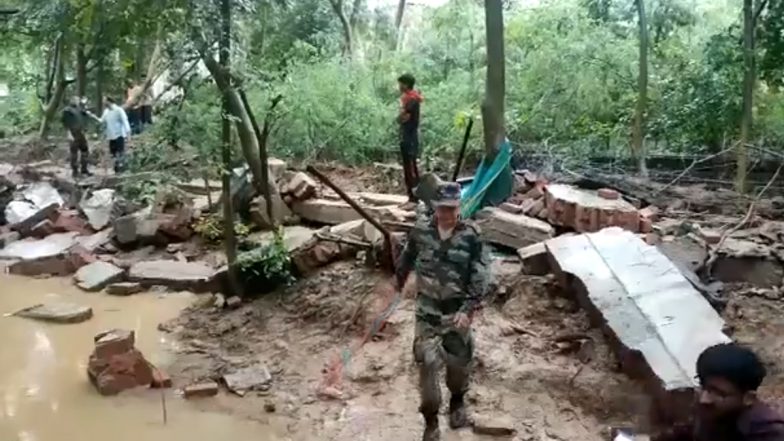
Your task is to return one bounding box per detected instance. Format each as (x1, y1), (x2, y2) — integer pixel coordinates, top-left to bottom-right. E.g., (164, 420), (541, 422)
(460, 140), (513, 218)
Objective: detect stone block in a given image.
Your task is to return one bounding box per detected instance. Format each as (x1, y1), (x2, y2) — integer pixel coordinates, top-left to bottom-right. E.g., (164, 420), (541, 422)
(74, 261), (124, 292)
(517, 242), (550, 275)
(94, 329), (136, 359)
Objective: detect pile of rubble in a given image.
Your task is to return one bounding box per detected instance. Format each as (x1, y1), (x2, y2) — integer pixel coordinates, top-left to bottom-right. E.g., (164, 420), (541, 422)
(86, 328), (171, 395)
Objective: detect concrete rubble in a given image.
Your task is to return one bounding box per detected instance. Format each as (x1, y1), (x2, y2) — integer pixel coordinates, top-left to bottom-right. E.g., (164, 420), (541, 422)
(106, 282), (144, 296)
(222, 364), (272, 396)
(129, 260), (215, 291)
(546, 227), (730, 422)
(475, 207), (554, 249)
(87, 329), (155, 396)
(13, 302), (93, 324)
(545, 184), (640, 233)
(183, 381), (219, 398)
(79, 189), (116, 230)
(74, 261), (125, 292)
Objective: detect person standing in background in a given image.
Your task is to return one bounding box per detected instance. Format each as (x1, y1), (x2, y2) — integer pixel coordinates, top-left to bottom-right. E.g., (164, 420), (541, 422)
(61, 96), (91, 178)
(397, 73), (423, 204)
(125, 79), (142, 134)
(88, 96), (131, 174)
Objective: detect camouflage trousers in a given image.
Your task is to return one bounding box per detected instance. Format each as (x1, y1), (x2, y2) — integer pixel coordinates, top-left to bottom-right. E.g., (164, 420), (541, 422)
(413, 295), (474, 417)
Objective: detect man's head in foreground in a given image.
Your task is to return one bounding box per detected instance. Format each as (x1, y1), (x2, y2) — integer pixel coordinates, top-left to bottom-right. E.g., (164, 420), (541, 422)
(432, 182), (461, 231)
(398, 73), (416, 94)
(697, 343), (766, 421)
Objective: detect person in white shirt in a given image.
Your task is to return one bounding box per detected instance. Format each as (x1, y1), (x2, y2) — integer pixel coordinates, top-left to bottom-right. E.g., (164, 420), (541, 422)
(89, 96), (131, 173)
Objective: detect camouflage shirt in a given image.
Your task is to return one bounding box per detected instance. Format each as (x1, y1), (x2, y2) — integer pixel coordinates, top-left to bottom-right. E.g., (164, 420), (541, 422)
(396, 218), (491, 315)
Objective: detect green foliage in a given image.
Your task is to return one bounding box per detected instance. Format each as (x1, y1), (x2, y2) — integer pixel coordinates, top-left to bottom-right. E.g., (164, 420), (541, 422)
(117, 176), (173, 206)
(194, 214), (251, 242)
(236, 228), (295, 287)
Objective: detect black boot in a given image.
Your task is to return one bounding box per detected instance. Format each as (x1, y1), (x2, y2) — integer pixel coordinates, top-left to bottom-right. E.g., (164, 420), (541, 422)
(423, 414), (440, 441)
(449, 394), (469, 429)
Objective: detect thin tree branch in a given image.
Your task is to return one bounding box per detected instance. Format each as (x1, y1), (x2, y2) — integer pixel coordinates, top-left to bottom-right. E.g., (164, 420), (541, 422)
(754, 0), (769, 25)
(657, 143), (737, 194)
(700, 161), (783, 277)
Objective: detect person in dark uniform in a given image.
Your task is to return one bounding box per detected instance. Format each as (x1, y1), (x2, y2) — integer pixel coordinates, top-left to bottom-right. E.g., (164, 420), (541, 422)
(397, 73), (423, 203)
(61, 96), (91, 177)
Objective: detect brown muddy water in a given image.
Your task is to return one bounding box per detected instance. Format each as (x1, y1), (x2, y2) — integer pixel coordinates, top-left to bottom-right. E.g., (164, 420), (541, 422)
(0, 274), (281, 441)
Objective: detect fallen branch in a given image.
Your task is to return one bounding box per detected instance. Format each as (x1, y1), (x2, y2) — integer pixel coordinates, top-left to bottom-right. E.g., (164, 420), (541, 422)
(699, 161), (784, 277)
(656, 143), (736, 194)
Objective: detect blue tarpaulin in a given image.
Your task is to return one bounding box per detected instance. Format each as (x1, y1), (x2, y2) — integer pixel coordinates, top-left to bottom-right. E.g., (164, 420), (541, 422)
(460, 139), (513, 218)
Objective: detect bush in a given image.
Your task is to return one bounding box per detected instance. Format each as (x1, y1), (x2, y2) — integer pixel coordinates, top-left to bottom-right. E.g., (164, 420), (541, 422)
(235, 228), (295, 294)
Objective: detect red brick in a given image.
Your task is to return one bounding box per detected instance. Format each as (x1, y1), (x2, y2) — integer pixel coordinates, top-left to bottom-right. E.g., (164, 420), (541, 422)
(95, 329), (136, 358)
(521, 198), (539, 216)
(53, 211), (92, 234)
(184, 381), (219, 399)
(151, 368), (173, 388)
(643, 233), (661, 245)
(30, 220), (57, 238)
(598, 188), (619, 200)
(639, 205), (660, 222)
(639, 218), (653, 233)
(700, 229), (722, 244)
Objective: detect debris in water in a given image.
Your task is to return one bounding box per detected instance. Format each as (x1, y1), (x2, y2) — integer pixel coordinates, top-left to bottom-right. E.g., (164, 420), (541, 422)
(13, 302), (93, 324)
(222, 364), (272, 396)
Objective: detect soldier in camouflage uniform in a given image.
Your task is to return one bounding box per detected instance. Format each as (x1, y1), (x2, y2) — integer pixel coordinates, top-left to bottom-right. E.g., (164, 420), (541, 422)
(395, 181), (491, 441)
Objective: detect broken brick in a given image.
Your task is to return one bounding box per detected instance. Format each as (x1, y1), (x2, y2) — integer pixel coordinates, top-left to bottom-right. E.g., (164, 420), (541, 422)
(700, 228), (722, 245)
(598, 188), (619, 200)
(639, 218), (653, 233)
(184, 382), (219, 399)
(94, 329), (136, 359)
(30, 219), (56, 238)
(499, 202), (523, 214)
(150, 368), (173, 388)
(639, 205), (660, 222)
(545, 184), (640, 233)
(226, 296), (242, 309)
(524, 185), (544, 200)
(521, 198), (540, 216)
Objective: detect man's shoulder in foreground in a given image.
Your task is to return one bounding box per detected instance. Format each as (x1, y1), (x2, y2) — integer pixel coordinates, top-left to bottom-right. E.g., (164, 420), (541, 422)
(738, 401), (784, 440)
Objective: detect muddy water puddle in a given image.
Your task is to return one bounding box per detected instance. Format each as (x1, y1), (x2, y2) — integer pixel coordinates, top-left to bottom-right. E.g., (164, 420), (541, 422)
(0, 275), (280, 441)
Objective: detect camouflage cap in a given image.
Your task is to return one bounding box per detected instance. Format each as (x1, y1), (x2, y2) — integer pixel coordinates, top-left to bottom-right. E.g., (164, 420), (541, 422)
(432, 182), (461, 208)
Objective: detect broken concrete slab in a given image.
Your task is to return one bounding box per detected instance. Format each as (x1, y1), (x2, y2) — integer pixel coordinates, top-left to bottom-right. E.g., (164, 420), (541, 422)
(475, 207), (554, 249)
(545, 184), (640, 233)
(74, 261), (124, 292)
(75, 228), (114, 252)
(80, 189), (116, 230)
(545, 227), (730, 423)
(246, 225), (316, 252)
(106, 282), (144, 296)
(0, 232), (79, 261)
(14, 302), (93, 324)
(9, 202), (59, 234)
(23, 181), (64, 209)
(472, 415), (517, 437)
(290, 199), (362, 225)
(129, 260), (215, 291)
(222, 364), (272, 396)
(249, 194), (293, 229)
(353, 192), (409, 207)
(0, 231), (20, 248)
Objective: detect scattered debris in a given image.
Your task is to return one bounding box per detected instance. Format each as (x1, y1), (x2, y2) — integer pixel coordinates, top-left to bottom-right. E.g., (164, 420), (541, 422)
(13, 302), (93, 324)
(545, 184), (640, 232)
(150, 367), (173, 388)
(517, 242), (550, 275)
(226, 296), (242, 309)
(74, 261), (124, 292)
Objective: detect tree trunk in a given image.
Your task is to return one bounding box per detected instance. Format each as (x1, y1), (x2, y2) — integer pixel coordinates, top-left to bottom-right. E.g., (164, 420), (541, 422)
(394, 0), (406, 49)
(329, 0), (353, 57)
(481, 0), (505, 160)
(76, 45), (88, 98)
(737, 0), (755, 192)
(39, 38), (67, 140)
(632, 0), (650, 177)
(95, 59), (104, 114)
(220, 0), (240, 296)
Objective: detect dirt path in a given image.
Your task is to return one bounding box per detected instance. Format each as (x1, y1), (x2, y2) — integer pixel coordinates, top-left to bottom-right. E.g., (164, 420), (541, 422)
(164, 260), (650, 440)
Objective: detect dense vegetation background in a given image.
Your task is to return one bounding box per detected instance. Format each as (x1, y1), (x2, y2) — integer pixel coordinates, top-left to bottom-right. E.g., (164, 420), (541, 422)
(0, 0), (782, 174)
